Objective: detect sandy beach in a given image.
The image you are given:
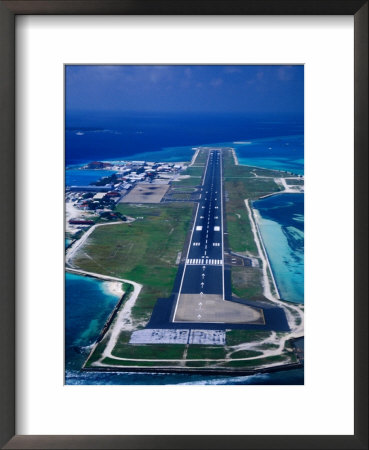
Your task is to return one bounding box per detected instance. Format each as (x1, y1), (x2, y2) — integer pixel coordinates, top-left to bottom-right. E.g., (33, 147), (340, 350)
(189, 148), (200, 166)
(231, 148), (239, 165)
(101, 281), (124, 298)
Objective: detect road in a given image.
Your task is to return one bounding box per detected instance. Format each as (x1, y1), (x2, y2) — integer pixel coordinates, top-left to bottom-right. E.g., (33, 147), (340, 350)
(172, 149), (263, 325)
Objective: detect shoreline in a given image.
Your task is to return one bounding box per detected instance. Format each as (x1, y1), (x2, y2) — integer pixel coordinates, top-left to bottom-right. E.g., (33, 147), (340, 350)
(244, 199), (280, 300)
(231, 148), (239, 165)
(252, 207), (281, 299)
(101, 281), (124, 298)
(82, 360), (303, 376)
(189, 148), (200, 166)
(258, 189), (303, 200)
(231, 147), (304, 178)
(66, 267), (137, 287)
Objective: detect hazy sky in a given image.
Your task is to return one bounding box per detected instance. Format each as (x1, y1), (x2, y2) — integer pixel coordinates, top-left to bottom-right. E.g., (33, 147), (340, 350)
(66, 65), (304, 115)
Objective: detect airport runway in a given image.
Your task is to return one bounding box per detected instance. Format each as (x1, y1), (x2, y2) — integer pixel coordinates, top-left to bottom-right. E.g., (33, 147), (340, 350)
(176, 149), (224, 296)
(172, 149), (264, 324)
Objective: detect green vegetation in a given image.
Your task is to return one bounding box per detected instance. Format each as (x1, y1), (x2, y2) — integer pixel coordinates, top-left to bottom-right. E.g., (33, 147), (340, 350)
(285, 178), (304, 185)
(186, 345), (228, 360)
(173, 176), (201, 188)
(221, 355), (288, 368)
(184, 361), (213, 368)
(231, 266), (265, 300)
(225, 194), (257, 254)
(111, 343), (186, 359)
(172, 151), (206, 188)
(73, 202), (193, 323)
(191, 148), (208, 165)
(226, 330), (272, 346)
(167, 192), (193, 201)
(223, 149), (281, 256)
(184, 166), (204, 177)
(229, 350), (263, 359)
(100, 357), (184, 367)
(222, 149), (286, 302)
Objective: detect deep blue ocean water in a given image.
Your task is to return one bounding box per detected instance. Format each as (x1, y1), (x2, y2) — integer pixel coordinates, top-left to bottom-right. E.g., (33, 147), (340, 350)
(65, 110), (304, 384)
(253, 194), (304, 303)
(66, 111), (303, 167)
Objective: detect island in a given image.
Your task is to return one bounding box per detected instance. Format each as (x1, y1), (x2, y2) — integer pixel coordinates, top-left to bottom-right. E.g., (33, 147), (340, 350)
(65, 147), (304, 375)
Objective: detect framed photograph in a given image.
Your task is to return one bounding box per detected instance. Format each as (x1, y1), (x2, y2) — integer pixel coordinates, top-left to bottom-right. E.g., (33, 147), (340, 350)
(0, 1), (367, 449)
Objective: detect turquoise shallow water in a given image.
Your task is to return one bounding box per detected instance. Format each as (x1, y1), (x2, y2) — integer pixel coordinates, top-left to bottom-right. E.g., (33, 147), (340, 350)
(231, 134), (304, 175)
(66, 134), (304, 177)
(65, 273), (121, 374)
(253, 193), (304, 303)
(126, 134), (304, 175)
(65, 168), (117, 186)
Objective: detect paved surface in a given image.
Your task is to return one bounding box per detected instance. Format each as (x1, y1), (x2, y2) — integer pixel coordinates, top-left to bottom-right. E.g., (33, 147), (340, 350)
(120, 184), (169, 203)
(172, 149), (263, 324)
(129, 328), (226, 345)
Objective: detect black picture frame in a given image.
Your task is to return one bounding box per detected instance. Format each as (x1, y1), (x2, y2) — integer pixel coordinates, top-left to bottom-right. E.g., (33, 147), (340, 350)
(0, 1), (367, 449)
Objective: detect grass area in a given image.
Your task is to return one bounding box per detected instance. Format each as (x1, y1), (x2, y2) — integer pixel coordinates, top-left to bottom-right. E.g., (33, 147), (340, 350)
(167, 192), (193, 201)
(185, 166), (205, 177)
(84, 336), (108, 367)
(192, 148), (208, 165)
(221, 354), (288, 368)
(223, 149), (282, 256)
(173, 177), (201, 188)
(111, 343), (186, 360)
(226, 330), (272, 346)
(285, 178), (304, 185)
(172, 154), (206, 188)
(100, 357), (183, 367)
(73, 202), (193, 323)
(229, 350), (263, 359)
(225, 188), (257, 254)
(231, 266), (265, 299)
(186, 345), (228, 360)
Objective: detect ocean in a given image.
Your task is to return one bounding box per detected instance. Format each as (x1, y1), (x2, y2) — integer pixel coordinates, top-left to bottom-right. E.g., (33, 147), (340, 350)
(65, 168), (117, 187)
(65, 273), (121, 375)
(65, 110), (304, 384)
(66, 111), (303, 167)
